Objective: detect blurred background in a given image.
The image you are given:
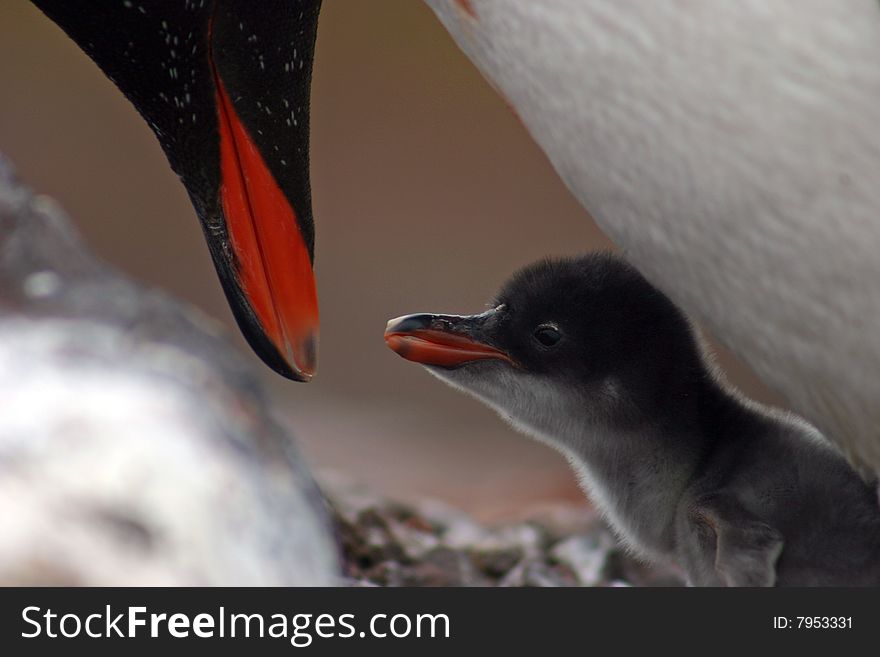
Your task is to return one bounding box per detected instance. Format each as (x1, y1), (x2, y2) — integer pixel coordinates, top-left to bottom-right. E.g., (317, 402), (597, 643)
(0, 0), (783, 522)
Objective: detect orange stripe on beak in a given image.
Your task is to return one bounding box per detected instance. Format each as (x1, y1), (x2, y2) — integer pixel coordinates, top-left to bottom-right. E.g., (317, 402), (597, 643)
(384, 327), (512, 368)
(215, 77), (319, 380)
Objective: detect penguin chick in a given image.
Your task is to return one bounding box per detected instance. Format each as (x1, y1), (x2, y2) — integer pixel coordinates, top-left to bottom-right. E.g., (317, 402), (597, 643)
(385, 253), (880, 586)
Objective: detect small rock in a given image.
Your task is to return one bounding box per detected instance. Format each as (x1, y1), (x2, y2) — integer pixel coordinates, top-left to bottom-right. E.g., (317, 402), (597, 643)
(470, 523), (545, 559)
(469, 545), (524, 578)
(550, 533), (614, 586)
(499, 558), (578, 587)
(403, 546), (491, 587)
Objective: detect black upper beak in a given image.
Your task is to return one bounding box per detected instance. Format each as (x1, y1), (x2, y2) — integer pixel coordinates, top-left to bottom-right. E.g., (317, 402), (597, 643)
(33, 0), (323, 381)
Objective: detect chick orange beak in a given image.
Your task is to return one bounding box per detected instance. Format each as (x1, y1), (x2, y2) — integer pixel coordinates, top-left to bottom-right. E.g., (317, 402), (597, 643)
(384, 312), (513, 368)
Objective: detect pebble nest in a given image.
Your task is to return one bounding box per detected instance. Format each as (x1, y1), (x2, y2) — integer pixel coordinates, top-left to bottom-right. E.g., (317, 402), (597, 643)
(326, 483), (684, 587)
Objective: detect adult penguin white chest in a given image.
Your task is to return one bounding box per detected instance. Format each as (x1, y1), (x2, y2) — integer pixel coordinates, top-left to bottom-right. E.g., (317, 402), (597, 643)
(426, 0), (880, 476)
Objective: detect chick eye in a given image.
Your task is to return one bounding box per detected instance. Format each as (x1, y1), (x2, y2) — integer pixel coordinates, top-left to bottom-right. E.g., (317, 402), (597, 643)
(533, 325), (561, 347)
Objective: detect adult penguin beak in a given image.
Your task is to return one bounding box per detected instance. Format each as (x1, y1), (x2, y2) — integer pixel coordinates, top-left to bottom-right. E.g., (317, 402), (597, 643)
(33, 0), (323, 380)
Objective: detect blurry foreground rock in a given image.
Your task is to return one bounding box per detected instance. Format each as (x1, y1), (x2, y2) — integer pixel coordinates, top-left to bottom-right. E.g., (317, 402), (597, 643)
(327, 481), (684, 587)
(0, 156), (338, 585)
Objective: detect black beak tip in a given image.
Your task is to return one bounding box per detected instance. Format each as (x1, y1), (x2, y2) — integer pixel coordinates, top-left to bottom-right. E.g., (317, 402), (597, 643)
(245, 331), (312, 383)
